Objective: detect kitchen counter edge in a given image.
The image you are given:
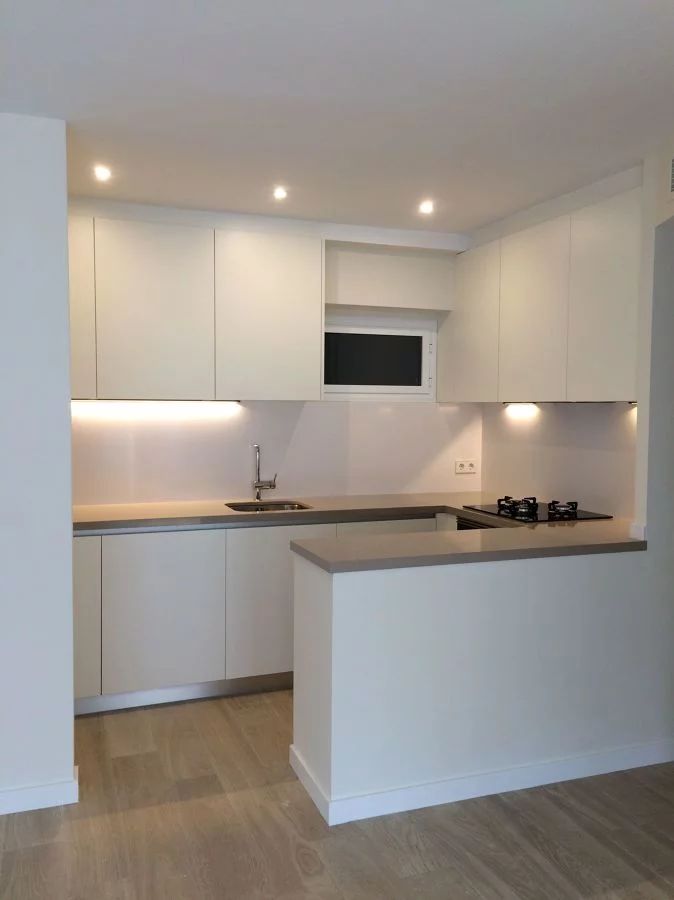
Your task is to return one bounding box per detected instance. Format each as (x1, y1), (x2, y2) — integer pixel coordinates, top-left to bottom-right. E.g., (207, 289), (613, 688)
(289, 519), (646, 573)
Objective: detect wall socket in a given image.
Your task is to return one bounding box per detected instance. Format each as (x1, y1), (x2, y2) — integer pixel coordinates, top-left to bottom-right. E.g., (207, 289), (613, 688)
(455, 459), (479, 475)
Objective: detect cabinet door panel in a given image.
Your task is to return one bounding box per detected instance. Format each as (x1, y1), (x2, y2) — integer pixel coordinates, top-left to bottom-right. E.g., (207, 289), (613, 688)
(335, 518), (436, 536)
(68, 216), (97, 398)
(567, 189), (641, 401)
(215, 231), (322, 400)
(73, 536), (102, 699)
(102, 530), (226, 694)
(499, 216), (570, 401)
(95, 218), (215, 399)
(226, 523), (335, 679)
(437, 240), (500, 402)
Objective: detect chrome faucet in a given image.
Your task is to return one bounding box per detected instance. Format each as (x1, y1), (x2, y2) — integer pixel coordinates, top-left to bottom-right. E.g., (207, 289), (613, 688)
(252, 444), (277, 501)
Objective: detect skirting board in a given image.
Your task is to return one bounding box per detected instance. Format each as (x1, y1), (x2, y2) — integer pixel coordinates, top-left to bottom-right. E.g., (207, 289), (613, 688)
(76, 672), (293, 715)
(0, 767), (79, 816)
(290, 739), (674, 826)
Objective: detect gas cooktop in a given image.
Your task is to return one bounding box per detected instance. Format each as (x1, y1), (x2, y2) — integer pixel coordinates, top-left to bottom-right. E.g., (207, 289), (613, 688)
(464, 496), (613, 524)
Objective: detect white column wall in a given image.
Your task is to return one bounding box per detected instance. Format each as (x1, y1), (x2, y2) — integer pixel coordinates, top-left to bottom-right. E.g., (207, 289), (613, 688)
(0, 114), (76, 813)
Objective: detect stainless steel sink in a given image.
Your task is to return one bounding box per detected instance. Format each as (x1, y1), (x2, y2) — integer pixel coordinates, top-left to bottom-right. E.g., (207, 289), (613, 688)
(226, 500), (312, 513)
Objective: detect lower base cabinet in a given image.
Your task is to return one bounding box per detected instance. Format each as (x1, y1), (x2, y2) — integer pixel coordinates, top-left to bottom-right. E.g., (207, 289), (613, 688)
(435, 513), (458, 531)
(73, 536), (102, 700)
(335, 517), (437, 536)
(102, 530), (227, 694)
(225, 523), (336, 679)
(73, 516), (446, 705)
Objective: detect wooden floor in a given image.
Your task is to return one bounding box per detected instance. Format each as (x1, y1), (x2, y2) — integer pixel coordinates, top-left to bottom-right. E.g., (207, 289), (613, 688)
(2, 692), (674, 899)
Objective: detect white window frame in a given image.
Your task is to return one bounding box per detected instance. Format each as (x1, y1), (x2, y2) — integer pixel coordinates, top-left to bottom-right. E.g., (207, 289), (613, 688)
(323, 321), (436, 401)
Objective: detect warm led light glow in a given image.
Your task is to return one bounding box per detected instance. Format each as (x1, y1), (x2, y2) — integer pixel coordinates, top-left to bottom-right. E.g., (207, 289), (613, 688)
(71, 401), (242, 423)
(93, 164), (112, 183)
(418, 199), (434, 215)
(504, 402), (539, 421)
(273, 185), (288, 200)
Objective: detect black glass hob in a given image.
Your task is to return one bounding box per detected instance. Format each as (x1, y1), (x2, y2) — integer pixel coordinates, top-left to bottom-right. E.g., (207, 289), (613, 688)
(464, 496), (613, 524)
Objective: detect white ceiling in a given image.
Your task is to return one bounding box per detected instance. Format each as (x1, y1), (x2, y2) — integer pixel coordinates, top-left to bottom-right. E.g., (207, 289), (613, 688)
(3, 1), (674, 232)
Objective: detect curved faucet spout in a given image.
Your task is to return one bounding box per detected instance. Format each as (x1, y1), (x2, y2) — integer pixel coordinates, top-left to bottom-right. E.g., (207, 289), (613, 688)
(252, 443), (277, 501)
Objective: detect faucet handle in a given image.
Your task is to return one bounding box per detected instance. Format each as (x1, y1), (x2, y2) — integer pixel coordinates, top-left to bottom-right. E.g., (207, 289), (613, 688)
(272, 473), (278, 487)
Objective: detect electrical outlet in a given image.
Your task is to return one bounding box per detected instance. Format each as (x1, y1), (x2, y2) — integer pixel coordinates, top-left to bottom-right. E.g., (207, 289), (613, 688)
(455, 459), (479, 475)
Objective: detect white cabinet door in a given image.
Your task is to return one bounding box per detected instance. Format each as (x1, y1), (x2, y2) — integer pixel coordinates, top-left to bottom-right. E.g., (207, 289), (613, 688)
(215, 231), (322, 400)
(68, 216), (97, 399)
(95, 218), (215, 400)
(437, 240), (500, 402)
(499, 216), (570, 401)
(435, 514), (458, 531)
(102, 530), (226, 694)
(225, 523), (336, 679)
(335, 517), (436, 536)
(567, 188), (641, 401)
(73, 536), (102, 699)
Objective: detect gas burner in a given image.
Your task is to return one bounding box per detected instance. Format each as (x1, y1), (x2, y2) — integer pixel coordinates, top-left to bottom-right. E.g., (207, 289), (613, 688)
(547, 500), (579, 520)
(497, 496), (539, 520)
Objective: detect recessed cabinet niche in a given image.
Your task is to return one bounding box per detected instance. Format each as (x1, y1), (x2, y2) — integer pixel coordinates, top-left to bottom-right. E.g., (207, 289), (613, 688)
(325, 241), (454, 311)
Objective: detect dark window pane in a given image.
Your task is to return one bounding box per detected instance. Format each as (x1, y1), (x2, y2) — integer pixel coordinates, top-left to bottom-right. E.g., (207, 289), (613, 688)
(324, 333), (422, 386)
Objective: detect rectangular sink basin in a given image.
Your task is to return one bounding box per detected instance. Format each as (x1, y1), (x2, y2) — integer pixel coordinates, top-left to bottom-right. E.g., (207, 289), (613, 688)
(226, 500), (312, 513)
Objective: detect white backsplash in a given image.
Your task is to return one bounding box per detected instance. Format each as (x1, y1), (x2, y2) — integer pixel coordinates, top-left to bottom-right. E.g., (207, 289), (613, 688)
(72, 401), (483, 504)
(481, 403), (637, 517)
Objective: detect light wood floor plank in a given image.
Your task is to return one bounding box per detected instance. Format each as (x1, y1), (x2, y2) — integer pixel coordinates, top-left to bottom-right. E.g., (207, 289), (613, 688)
(3, 690), (674, 900)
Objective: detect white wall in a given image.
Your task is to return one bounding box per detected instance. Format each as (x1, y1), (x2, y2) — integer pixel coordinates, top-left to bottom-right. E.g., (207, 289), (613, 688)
(0, 115), (76, 813)
(71, 401), (483, 504)
(481, 403), (637, 517)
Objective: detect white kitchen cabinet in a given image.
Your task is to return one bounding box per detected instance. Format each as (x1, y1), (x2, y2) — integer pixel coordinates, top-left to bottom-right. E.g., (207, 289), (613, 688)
(567, 188), (641, 401)
(215, 230), (322, 400)
(437, 240), (500, 402)
(499, 216), (570, 401)
(335, 517), (436, 536)
(102, 530), (226, 694)
(325, 241), (454, 311)
(73, 536), (102, 699)
(225, 523), (336, 679)
(68, 216), (97, 399)
(95, 218), (215, 399)
(435, 513), (458, 531)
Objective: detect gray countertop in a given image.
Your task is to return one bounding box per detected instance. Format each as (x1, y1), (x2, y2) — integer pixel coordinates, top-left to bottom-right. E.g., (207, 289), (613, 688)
(290, 518), (646, 573)
(72, 493), (646, 571)
(72, 492), (514, 535)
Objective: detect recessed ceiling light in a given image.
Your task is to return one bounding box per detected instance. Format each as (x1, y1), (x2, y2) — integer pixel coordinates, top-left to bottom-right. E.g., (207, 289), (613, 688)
(418, 199), (434, 215)
(93, 164), (112, 183)
(273, 185), (288, 200)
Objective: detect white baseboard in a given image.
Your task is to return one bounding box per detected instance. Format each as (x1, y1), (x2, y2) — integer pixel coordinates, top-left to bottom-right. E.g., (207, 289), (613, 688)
(289, 746), (330, 821)
(291, 740), (674, 826)
(0, 767), (79, 816)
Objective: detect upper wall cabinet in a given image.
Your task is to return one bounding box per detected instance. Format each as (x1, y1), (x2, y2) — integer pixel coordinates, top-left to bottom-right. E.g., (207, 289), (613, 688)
(498, 216), (571, 402)
(325, 241), (454, 311)
(437, 239), (500, 402)
(95, 218), (215, 400)
(68, 216), (97, 399)
(215, 230), (322, 401)
(567, 189), (641, 401)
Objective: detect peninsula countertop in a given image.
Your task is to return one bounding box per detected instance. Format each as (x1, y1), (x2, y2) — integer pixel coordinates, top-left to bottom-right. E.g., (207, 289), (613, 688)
(290, 518), (646, 572)
(72, 492), (515, 535)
